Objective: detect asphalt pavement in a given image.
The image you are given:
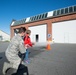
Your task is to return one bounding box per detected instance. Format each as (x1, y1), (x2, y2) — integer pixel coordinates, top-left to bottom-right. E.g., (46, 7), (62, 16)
(0, 42), (76, 75)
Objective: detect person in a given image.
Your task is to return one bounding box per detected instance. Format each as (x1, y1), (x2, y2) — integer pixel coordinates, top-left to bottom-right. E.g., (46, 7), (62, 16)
(24, 29), (34, 63)
(2, 27), (26, 75)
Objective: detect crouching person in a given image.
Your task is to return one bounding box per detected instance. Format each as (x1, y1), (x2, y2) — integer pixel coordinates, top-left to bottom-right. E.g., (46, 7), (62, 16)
(2, 27), (26, 75)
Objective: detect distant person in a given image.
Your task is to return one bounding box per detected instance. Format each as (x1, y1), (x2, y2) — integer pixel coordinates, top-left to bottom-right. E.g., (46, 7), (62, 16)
(3, 27), (26, 75)
(24, 29), (35, 63)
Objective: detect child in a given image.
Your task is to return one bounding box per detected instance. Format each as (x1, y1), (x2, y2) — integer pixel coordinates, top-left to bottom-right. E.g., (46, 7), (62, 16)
(24, 29), (34, 63)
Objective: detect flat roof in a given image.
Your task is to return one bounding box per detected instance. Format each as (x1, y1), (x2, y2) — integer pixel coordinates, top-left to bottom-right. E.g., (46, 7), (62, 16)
(11, 5), (76, 26)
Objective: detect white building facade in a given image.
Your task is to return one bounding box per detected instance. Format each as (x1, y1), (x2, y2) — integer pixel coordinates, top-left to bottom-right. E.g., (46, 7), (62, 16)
(0, 30), (10, 41)
(11, 5), (76, 44)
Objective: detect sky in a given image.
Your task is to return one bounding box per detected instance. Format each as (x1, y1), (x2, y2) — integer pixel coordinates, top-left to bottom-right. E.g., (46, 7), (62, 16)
(0, 0), (76, 35)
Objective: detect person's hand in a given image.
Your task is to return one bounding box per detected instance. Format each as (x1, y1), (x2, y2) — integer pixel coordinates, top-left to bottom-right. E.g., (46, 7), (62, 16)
(25, 44), (28, 49)
(25, 44), (30, 48)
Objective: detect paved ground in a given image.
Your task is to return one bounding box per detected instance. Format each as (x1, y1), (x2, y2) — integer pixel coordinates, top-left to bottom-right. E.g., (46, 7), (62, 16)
(0, 42), (76, 75)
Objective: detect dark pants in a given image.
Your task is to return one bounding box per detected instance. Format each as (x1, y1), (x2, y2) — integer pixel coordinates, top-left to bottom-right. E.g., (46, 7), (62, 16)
(5, 63), (29, 75)
(11, 64), (29, 75)
(25, 49), (29, 61)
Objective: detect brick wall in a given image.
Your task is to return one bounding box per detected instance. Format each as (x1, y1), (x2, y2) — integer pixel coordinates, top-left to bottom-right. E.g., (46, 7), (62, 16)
(11, 13), (76, 41)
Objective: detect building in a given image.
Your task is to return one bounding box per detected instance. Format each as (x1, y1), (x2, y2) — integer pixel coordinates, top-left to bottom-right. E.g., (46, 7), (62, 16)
(11, 5), (76, 43)
(0, 30), (10, 41)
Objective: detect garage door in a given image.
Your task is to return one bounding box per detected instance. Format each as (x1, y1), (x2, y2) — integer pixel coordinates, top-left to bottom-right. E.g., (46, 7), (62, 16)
(52, 20), (76, 43)
(29, 24), (47, 42)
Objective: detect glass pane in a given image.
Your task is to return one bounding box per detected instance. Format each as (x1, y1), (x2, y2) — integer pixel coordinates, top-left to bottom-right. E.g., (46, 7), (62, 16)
(31, 17), (34, 21)
(38, 15), (40, 20)
(69, 7), (73, 13)
(24, 19), (25, 22)
(35, 16), (37, 20)
(29, 17), (32, 21)
(34, 16), (36, 21)
(45, 13), (47, 18)
(30, 17), (33, 21)
(57, 10), (60, 15)
(39, 15), (41, 19)
(22, 19), (24, 23)
(14, 28), (19, 34)
(61, 9), (64, 14)
(36, 15), (39, 20)
(33, 16), (35, 20)
(65, 8), (68, 14)
(40, 14), (43, 19)
(31, 17), (32, 21)
(53, 10), (57, 16)
(42, 14), (44, 18)
(74, 6), (76, 12)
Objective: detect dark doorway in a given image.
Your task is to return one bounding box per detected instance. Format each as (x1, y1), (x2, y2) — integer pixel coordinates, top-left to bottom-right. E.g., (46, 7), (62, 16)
(36, 34), (39, 42)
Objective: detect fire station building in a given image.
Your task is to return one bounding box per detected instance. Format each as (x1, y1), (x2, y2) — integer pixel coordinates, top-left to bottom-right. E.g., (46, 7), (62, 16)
(10, 5), (76, 43)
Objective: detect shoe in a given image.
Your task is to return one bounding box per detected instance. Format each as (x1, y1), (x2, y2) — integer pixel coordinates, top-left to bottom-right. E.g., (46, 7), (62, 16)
(2, 62), (11, 75)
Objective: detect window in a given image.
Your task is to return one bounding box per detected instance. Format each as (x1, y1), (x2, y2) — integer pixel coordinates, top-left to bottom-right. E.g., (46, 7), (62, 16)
(31, 17), (34, 21)
(42, 14), (44, 18)
(65, 8), (68, 14)
(45, 13), (47, 18)
(53, 10), (57, 16)
(39, 15), (41, 19)
(35, 16), (37, 20)
(14, 28), (20, 34)
(69, 7), (73, 13)
(74, 6), (76, 12)
(22, 19), (24, 23)
(33, 16), (35, 21)
(57, 10), (60, 15)
(36, 15), (39, 20)
(61, 9), (64, 14)
(30, 17), (32, 21)
(34, 16), (37, 21)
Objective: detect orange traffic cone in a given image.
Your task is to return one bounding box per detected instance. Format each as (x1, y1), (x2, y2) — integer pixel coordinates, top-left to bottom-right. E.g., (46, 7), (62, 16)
(46, 42), (51, 50)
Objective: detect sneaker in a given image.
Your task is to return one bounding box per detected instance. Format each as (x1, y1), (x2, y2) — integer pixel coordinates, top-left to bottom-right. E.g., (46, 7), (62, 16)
(2, 62), (11, 75)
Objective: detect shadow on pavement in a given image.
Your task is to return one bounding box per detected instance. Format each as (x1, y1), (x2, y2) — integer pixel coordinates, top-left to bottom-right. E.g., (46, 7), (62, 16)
(29, 46), (45, 58)
(0, 52), (29, 75)
(0, 46), (45, 75)
(0, 52), (7, 75)
(6, 64), (29, 75)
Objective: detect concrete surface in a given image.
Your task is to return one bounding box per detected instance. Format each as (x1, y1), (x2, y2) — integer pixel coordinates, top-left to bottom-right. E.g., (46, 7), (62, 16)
(0, 42), (76, 75)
